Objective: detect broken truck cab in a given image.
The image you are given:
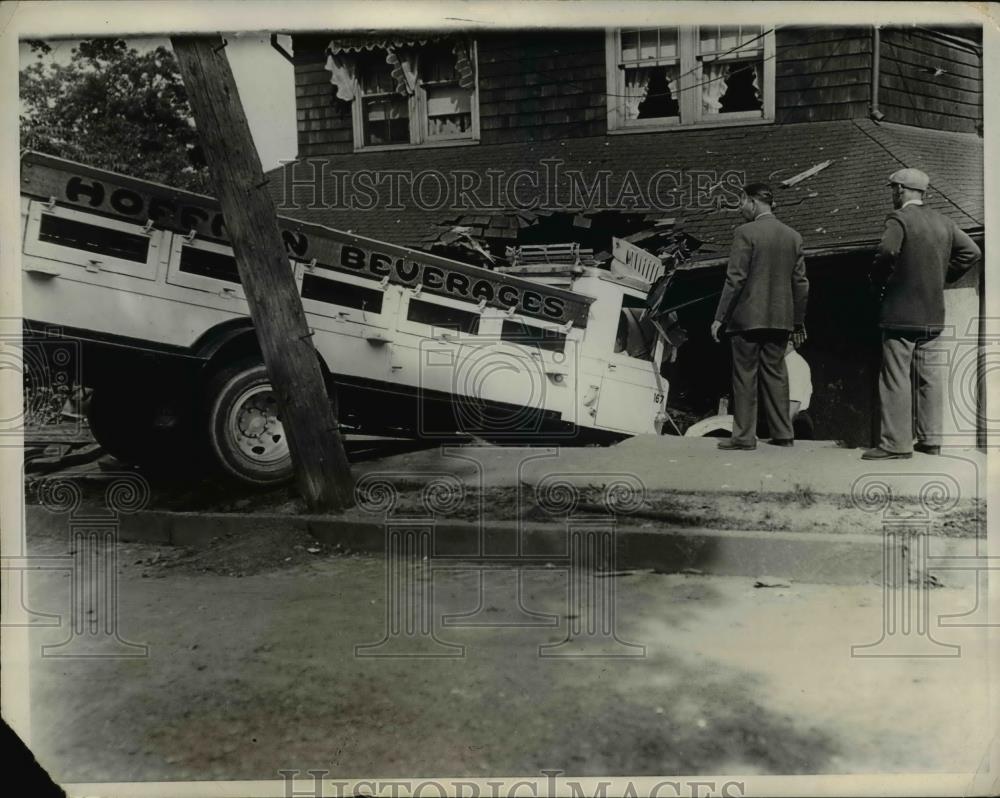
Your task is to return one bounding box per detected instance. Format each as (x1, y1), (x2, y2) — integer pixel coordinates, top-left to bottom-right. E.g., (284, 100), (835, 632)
(20, 152), (673, 486)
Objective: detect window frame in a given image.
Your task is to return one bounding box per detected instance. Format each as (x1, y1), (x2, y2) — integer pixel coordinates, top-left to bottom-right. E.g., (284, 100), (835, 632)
(350, 41), (481, 152)
(605, 26), (775, 132)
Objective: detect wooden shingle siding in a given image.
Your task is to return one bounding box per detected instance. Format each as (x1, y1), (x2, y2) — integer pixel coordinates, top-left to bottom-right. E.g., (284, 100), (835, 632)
(879, 28), (982, 134)
(477, 31), (607, 144)
(774, 27), (872, 123)
(289, 26), (981, 157)
(294, 36), (353, 156)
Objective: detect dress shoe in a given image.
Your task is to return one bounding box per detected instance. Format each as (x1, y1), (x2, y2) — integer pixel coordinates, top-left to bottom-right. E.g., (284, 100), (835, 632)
(861, 447), (912, 460)
(914, 442), (941, 455)
(717, 439), (756, 451)
(768, 439), (794, 447)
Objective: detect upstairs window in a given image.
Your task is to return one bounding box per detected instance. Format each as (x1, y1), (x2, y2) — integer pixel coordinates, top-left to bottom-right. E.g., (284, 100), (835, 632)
(616, 28), (681, 127)
(325, 37), (479, 150)
(606, 26), (774, 131)
(420, 43), (475, 142)
(357, 52), (411, 147)
(697, 26), (767, 118)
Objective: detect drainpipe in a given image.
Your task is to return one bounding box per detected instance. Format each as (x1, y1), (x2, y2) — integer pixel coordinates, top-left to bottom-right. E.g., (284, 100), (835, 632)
(270, 33), (294, 64)
(869, 26), (884, 121)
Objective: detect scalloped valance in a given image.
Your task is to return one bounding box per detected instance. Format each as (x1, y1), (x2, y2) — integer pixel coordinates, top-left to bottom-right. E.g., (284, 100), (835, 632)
(324, 34), (475, 101)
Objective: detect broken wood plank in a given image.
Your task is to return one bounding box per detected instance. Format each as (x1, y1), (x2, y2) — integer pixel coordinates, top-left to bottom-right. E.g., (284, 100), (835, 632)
(780, 159), (834, 188)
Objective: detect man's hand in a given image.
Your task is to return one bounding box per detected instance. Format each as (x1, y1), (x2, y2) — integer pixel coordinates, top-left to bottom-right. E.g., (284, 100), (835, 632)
(791, 325), (807, 349)
(710, 320), (723, 342)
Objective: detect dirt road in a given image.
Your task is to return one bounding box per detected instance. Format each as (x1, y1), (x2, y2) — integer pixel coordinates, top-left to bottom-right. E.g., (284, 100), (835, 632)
(23, 521), (993, 784)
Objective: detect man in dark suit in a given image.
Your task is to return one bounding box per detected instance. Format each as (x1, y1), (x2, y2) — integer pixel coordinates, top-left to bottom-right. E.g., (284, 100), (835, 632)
(711, 183), (809, 450)
(863, 168), (981, 460)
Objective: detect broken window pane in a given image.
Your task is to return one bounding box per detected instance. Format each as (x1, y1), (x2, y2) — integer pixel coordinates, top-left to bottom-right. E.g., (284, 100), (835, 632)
(702, 59), (762, 116)
(426, 85), (472, 136)
(624, 65), (679, 120)
(421, 43), (474, 140)
(719, 61), (763, 113)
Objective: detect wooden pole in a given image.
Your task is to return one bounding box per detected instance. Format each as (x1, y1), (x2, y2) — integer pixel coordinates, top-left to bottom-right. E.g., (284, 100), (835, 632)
(171, 35), (353, 511)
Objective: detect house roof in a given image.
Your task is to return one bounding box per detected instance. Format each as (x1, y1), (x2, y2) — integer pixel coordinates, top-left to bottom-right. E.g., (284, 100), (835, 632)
(267, 119), (983, 258)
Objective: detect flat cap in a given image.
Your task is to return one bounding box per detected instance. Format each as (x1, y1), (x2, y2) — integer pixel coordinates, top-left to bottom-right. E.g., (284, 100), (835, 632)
(887, 168), (930, 191)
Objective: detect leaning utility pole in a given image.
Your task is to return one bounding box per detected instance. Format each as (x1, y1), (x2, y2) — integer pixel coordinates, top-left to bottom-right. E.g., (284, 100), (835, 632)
(171, 35), (353, 511)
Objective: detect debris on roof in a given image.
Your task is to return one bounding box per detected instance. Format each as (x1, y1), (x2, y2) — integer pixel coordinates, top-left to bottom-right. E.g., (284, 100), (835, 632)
(780, 159), (833, 188)
(505, 243), (598, 269)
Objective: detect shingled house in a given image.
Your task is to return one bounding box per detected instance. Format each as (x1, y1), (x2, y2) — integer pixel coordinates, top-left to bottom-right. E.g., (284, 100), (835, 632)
(269, 25), (985, 446)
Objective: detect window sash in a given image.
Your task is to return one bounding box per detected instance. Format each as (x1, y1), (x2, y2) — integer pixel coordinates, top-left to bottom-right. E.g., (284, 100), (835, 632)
(698, 25), (764, 60)
(423, 81), (475, 141)
(607, 26), (774, 130)
(351, 42), (479, 149)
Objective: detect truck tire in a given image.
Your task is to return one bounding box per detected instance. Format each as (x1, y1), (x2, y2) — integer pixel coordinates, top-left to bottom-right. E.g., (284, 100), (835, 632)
(206, 359), (295, 486)
(87, 387), (198, 474)
(87, 388), (151, 465)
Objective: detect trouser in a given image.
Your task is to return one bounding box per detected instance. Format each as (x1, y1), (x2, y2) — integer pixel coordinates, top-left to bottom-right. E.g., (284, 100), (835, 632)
(878, 328), (943, 453)
(730, 329), (792, 445)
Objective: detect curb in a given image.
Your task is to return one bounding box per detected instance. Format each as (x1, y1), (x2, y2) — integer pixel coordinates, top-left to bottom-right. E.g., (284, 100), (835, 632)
(25, 506), (980, 588)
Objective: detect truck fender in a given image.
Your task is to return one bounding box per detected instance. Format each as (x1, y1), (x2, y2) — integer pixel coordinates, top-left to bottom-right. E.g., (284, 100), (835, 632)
(191, 318), (333, 381)
(190, 317), (258, 363)
(684, 414), (734, 438)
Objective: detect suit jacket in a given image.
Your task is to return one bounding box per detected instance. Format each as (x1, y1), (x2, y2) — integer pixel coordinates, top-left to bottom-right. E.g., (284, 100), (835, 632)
(872, 203), (981, 330)
(714, 214), (808, 332)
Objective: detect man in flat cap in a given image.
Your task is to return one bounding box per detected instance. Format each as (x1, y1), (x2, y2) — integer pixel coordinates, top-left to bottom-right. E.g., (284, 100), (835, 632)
(863, 168), (981, 460)
(711, 183), (809, 450)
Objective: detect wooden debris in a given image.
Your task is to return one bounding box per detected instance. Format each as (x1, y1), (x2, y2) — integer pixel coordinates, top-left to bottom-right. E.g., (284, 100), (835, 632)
(780, 160), (833, 188)
(505, 243), (597, 268)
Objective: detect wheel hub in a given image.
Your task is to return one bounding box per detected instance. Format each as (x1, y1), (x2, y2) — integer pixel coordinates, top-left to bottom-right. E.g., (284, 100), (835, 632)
(227, 386), (288, 464)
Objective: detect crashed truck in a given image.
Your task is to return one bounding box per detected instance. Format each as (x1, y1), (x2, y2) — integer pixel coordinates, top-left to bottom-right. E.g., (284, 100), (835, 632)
(20, 152), (686, 486)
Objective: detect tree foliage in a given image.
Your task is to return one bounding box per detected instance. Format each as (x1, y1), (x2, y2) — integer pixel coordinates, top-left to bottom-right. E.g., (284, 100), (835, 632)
(20, 38), (211, 193)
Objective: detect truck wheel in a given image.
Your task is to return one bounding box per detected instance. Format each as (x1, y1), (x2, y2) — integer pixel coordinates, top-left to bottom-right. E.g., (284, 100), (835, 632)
(87, 388), (151, 465)
(87, 387), (197, 474)
(206, 360), (294, 486)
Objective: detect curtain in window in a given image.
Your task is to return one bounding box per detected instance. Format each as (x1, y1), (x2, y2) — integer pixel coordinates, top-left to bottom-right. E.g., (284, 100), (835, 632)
(623, 70), (651, 120)
(624, 65), (678, 121)
(324, 52), (357, 102)
(702, 61), (761, 114)
(748, 63), (761, 103)
(452, 39), (476, 90)
(386, 48), (418, 95)
(326, 36), (474, 101)
(701, 61), (729, 114)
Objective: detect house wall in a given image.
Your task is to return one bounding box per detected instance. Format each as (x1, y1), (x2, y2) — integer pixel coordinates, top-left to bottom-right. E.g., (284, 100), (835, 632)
(477, 31), (608, 144)
(294, 34), (355, 157)
(773, 27), (872, 124)
(878, 28), (983, 134)
(292, 27), (981, 157)
(292, 27), (884, 158)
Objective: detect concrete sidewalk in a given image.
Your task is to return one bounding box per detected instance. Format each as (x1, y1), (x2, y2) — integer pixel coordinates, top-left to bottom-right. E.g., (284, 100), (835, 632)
(352, 436), (986, 501)
(22, 436), (986, 588)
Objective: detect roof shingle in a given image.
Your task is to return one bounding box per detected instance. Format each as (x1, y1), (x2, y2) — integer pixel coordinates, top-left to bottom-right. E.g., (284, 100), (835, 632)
(267, 119), (983, 255)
